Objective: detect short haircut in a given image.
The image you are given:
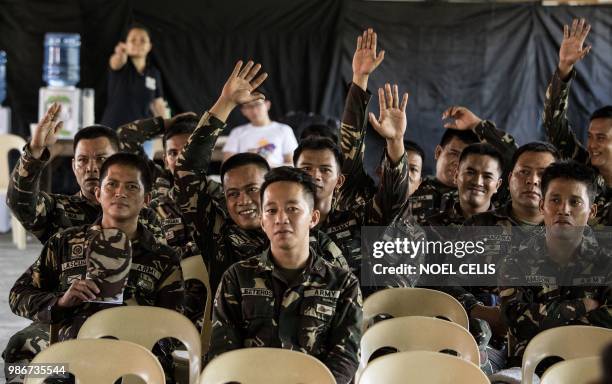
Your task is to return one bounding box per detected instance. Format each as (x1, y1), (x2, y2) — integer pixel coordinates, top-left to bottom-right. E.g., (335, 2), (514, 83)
(510, 141), (560, 171)
(404, 140), (425, 162)
(589, 106), (612, 121)
(73, 125), (120, 153)
(299, 123), (338, 143)
(458, 143), (504, 175)
(220, 153), (270, 185)
(99, 153), (152, 194)
(439, 128), (479, 148)
(541, 160), (598, 204)
(293, 136), (343, 169)
(126, 23), (151, 39)
(260, 166), (317, 209)
(163, 115), (198, 150)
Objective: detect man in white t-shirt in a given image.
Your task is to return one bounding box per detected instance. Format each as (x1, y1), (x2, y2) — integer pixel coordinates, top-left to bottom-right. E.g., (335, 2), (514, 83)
(222, 99), (298, 167)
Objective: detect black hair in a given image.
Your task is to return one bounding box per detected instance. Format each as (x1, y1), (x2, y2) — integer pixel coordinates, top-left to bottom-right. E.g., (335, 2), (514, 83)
(163, 115), (198, 150)
(220, 153), (270, 185)
(404, 140), (425, 162)
(541, 160), (598, 204)
(99, 153), (152, 194)
(458, 143), (504, 175)
(260, 166), (317, 209)
(589, 106), (612, 121)
(510, 141), (560, 171)
(73, 125), (120, 153)
(293, 136), (343, 169)
(299, 123), (338, 143)
(125, 23), (151, 40)
(439, 128), (479, 148)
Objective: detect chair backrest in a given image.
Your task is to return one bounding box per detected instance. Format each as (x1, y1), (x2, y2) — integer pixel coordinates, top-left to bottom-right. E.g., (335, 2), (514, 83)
(25, 338), (165, 384)
(522, 325), (612, 384)
(181, 255), (213, 355)
(199, 347), (336, 384)
(0, 134), (26, 189)
(363, 287), (469, 330)
(77, 306), (201, 384)
(540, 356), (602, 384)
(358, 350), (489, 384)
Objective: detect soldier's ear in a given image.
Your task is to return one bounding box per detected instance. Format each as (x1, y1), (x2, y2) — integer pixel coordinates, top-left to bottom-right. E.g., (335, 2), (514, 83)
(434, 145), (443, 160)
(95, 186), (101, 204)
(539, 196), (545, 213)
(310, 208), (320, 229)
(335, 174), (345, 191)
(143, 192), (151, 207)
(589, 202), (597, 220)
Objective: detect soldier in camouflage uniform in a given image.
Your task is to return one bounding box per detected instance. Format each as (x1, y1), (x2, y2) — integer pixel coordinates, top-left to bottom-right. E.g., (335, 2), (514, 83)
(174, 61), (348, 297)
(542, 17), (611, 227)
(210, 167), (362, 384)
(3, 153), (185, 383)
(7, 103), (164, 246)
(500, 161), (612, 367)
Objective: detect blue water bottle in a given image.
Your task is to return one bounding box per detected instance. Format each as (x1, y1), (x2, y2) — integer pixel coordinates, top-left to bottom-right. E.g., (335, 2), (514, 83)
(0, 50), (6, 104)
(43, 33), (81, 87)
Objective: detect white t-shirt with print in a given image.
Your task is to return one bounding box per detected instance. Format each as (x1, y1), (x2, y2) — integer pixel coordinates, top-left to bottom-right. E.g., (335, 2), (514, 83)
(222, 121), (298, 167)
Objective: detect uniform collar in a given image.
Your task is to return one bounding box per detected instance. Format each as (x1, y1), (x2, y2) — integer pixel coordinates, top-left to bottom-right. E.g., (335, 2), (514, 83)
(257, 247), (327, 279)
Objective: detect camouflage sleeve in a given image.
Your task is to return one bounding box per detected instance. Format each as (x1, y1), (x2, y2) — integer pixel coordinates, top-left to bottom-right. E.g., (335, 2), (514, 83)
(208, 267), (244, 360)
(310, 230), (349, 271)
(154, 247), (186, 314)
(363, 151), (409, 225)
(473, 120), (518, 171)
(542, 69), (590, 163)
(9, 233), (68, 323)
(337, 83), (375, 208)
(323, 273), (362, 384)
(117, 117), (165, 157)
(7, 144), (59, 240)
(174, 112), (226, 245)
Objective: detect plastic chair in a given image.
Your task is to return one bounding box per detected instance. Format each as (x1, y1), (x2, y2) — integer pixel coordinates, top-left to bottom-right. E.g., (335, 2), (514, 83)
(540, 356), (602, 384)
(77, 306), (201, 384)
(199, 347), (336, 384)
(0, 133), (27, 250)
(358, 350), (489, 384)
(25, 338), (165, 384)
(363, 287), (469, 330)
(181, 255), (213, 355)
(357, 316), (479, 382)
(522, 325), (612, 384)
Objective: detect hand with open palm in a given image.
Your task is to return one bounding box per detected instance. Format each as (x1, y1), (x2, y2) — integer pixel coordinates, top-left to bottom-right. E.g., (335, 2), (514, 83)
(30, 103), (63, 159)
(558, 18), (592, 79)
(352, 28), (385, 91)
(368, 83), (409, 163)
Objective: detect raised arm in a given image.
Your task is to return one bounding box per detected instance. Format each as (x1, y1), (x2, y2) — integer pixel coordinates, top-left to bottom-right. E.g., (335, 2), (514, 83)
(7, 104), (63, 242)
(109, 42), (128, 71)
(542, 18), (592, 163)
(363, 83), (410, 224)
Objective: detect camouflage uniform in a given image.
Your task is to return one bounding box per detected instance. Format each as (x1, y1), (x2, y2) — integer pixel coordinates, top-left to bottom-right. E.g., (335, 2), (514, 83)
(210, 248), (362, 384)
(543, 69), (611, 227)
(174, 113), (349, 296)
(4, 223), (184, 383)
(6, 143), (165, 245)
(322, 83), (410, 285)
(499, 230), (612, 364)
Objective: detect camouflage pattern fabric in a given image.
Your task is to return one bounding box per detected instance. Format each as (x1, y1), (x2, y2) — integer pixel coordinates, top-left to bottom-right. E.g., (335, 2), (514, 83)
(210, 248), (362, 384)
(542, 69), (611, 227)
(499, 230), (612, 362)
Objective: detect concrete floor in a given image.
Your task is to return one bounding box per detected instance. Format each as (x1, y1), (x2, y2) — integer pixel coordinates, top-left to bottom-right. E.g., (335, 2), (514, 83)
(0, 233), (43, 376)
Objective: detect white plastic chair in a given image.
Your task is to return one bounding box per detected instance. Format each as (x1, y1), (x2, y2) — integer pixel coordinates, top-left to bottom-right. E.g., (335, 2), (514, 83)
(199, 347), (336, 384)
(540, 356), (602, 384)
(77, 306), (201, 384)
(359, 350), (489, 384)
(25, 338), (165, 384)
(357, 316), (479, 382)
(363, 287), (469, 330)
(0, 133), (27, 250)
(522, 325), (612, 384)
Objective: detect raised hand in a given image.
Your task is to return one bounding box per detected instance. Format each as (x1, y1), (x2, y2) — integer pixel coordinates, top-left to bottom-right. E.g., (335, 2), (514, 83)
(442, 106), (482, 131)
(368, 83), (408, 141)
(352, 28), (385, 90)
(30, 103), (63, 159)
(559, 18), (592, 79)
(114, 42), (128, 59)
(211, 60), (268, 122)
